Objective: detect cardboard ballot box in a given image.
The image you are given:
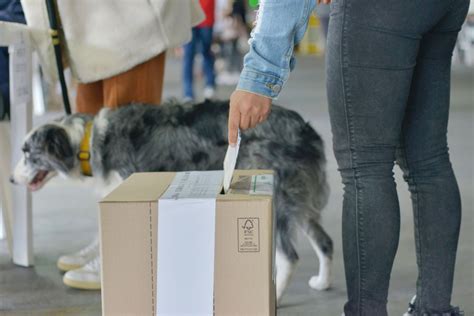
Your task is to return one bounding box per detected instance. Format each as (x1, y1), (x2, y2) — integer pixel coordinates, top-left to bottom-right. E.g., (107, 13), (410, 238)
(99, 170), (276, 316)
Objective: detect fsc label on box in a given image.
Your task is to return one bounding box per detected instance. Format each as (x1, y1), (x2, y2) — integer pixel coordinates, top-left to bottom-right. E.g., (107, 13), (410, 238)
(238, 218), (260, 252)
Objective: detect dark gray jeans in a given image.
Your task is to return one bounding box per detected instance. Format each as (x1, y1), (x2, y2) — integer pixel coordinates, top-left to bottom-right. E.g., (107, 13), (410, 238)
(326, 0), (470, 315)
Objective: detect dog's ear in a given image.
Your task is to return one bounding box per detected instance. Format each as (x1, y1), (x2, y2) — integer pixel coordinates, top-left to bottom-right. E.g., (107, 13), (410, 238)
(45, 126), (75, 172)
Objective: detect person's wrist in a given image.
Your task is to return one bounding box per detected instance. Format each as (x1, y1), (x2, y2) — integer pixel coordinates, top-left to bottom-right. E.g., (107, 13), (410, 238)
(237, 69), (283, 100)
(228, 89), (272, 145)
(235, 88), (272, 101)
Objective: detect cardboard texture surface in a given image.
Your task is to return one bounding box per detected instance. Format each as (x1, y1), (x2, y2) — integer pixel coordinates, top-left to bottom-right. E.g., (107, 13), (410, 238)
(99, 170), (275, 316)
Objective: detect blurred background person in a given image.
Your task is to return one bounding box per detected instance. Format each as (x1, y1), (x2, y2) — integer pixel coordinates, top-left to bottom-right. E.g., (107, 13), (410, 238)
(215, 0), (249, 86)
(315, 2), (330, 43)
(183, 0), (216, 102)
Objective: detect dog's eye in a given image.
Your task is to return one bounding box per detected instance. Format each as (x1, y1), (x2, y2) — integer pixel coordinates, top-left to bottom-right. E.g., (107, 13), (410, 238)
(22, 146), (30, 153)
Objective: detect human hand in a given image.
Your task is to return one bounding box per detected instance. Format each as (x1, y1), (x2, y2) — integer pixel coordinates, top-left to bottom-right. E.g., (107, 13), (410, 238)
(318, 0), (331, 4)
(228, 90), (272, 146)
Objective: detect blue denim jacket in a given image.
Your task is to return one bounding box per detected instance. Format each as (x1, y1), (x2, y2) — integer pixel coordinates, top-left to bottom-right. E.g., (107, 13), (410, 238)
(236, 0), (317, 99)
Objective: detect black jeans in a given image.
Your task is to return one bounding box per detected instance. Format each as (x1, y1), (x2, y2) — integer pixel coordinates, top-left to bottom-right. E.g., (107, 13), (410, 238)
(326, 0), (469, 315)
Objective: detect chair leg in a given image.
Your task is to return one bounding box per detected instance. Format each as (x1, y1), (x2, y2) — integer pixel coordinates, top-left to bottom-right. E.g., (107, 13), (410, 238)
(9, 36), (34, 267)
(0, 122), (13, 256)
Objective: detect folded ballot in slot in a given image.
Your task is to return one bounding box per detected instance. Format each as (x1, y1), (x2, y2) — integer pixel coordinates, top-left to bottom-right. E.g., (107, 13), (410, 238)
(99, 170), (275, 316)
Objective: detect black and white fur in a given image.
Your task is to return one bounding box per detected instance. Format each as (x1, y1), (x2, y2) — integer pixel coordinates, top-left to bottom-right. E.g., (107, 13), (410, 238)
(11, 100), (333, 303)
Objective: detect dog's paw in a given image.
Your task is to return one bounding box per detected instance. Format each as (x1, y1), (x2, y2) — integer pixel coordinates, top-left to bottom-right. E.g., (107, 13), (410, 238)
(308, 275), (331, 291)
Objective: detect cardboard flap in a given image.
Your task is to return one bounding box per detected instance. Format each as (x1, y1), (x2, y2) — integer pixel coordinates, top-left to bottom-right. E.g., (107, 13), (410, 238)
(101, 172), (175, 202)
(101, 170), (274, 203)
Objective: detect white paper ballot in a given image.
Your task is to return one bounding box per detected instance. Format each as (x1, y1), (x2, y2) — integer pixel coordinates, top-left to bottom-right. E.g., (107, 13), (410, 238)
(223, 130), (241, 193)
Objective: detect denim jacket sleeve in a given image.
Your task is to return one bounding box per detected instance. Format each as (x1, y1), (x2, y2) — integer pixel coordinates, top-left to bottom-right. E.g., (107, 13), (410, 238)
(236, 0), (316, 99)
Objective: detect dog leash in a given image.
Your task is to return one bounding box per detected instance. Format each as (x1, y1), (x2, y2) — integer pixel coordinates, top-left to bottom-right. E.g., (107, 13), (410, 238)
(45, 0), (72, 115)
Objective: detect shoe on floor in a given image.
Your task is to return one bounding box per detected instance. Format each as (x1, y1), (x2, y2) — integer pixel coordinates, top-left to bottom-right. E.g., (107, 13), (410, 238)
(403, 295), (417, 316)
(63, 255), (101, 290)
(57, 237), (99, 272)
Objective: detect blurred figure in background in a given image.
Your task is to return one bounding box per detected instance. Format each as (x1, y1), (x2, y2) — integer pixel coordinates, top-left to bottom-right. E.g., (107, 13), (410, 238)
(183, 0), (216, 101)
(215, 0), (249, 86)
(315, 2), (330, 42)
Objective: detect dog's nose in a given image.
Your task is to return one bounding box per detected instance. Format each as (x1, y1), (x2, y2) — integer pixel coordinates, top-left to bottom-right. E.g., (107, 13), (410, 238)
(9, 176), (16, 184)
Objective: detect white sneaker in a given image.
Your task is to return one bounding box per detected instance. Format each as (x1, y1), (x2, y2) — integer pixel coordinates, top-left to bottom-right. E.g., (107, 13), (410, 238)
(63, 254), (101, 290)
(57, 237), (99, 272)
(203, 86), (216, 99)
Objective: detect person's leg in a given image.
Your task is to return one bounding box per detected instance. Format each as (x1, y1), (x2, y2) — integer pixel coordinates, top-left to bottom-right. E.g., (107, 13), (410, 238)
(199, 26), (216, 89)
(183, 28), (198, 100)
(103, 52), (166, 108)
(326, 1), (430, 314)
(63, 52), (166, 290)
(76, 81), (104, 115)
(396, 1), (469, 314)
(61, 79), (103, 288)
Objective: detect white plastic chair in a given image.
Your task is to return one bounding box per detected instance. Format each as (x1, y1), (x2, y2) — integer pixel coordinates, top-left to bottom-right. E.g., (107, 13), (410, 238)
(0, 21), (34, 267)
